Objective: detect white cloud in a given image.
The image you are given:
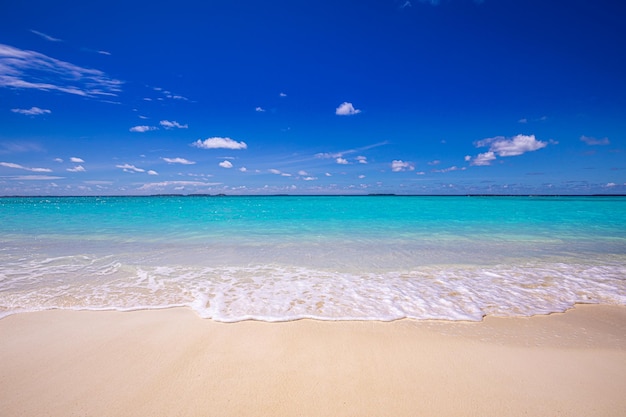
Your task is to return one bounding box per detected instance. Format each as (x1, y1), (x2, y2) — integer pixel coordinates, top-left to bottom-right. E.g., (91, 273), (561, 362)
(335, 102), (361, 116)
(268, 168), (291, 177)
(358, 175), (366, 179)
(298, 170), (308, 176)
(391, 160), (415, 172)
(356, 156), (367, 164)
(67, 165), (85, 172)
(54, 158), (63, 163)
(30, 30), (62, 42)
(475, 134), (547, 157)
(147, 170), (159, 176)
(470, 151), (496, 166)
(0, 43), (123, 97)
(11, 107), (51, 116)
(303, 176), (317, 181)
(325, 172), (332, 177)
(580, 135), (610, 146)
(191, 137), (247, 150)
(336, 157), (349, 164)
(160, 120), (188, 129)
(239, 167), (247, 172)
(255, 107), (265, 112)
(279, 92), (287, 97)
(130, 125), (157, 133)
(162, 157), (195, 165)
(98, 50), (111, 56)
(219, 160), (233, 168)
(468, 134), (549, 166)
(70, 157), (84, 163)
(116, 164), (145, 173)
(0, 161), (52, 172)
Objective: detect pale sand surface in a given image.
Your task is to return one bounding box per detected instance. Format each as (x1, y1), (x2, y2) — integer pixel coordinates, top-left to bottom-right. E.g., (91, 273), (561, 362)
(1, 304), (625, 417)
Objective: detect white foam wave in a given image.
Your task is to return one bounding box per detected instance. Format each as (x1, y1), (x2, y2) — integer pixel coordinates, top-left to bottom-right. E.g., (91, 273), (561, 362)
(1, 254), (624, 321)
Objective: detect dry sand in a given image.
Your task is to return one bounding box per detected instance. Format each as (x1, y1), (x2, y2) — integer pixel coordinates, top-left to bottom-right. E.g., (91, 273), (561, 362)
(1, 304), (625, 416)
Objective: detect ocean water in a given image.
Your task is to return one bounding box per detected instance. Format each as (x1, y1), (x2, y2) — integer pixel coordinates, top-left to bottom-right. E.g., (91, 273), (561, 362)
(1, 195), (625, 322)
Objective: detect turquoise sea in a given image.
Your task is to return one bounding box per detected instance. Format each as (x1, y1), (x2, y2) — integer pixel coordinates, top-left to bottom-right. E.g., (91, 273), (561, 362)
(1, 196), (625, 321)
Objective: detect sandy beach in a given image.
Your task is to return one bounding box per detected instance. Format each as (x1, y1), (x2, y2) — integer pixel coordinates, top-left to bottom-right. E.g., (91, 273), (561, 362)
(1, 304), (625, 416)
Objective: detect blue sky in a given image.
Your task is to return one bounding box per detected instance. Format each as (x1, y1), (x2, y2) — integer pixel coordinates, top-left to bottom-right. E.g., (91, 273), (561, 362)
(1, 0), (625, 195)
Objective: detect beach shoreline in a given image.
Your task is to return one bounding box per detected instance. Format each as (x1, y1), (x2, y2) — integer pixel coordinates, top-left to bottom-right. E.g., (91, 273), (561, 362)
(1, 304), (625, 416)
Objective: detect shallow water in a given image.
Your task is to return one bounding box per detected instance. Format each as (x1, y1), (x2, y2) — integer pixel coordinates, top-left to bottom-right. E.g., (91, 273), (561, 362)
(1, 196), (625, 321)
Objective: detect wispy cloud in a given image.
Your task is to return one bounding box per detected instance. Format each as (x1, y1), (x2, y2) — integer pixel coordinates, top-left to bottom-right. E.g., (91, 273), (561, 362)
(116, 163), (146, 173)
(335, 102), (361, 116)
(0, 141), (45, 154)
(150, 86), (189, 101)
(0, 161), (52, 172)
(130, 125), (158, 132)
(432, 165), (466, 173)
(137, 181), (220, 191)
(67, 165), (86, 172)
(0, 44), (123, 97)
(192, 137), (248, 150)
(4, 175), (64, 181)
(580, 135), (610, 146)
(70, 157), (84, 163)
(315, 141), (388, 161)
(269, 168), (291, 177)
(162, 157), (195, 165)
(160, 120), (188, 129)
(255, 107), (265, 112)
(11, 107), (51, 116)
(30, 30), (62, 42)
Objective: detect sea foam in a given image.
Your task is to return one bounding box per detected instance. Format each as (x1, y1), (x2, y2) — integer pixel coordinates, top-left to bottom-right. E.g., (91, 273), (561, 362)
(1, 254), (624, 321)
